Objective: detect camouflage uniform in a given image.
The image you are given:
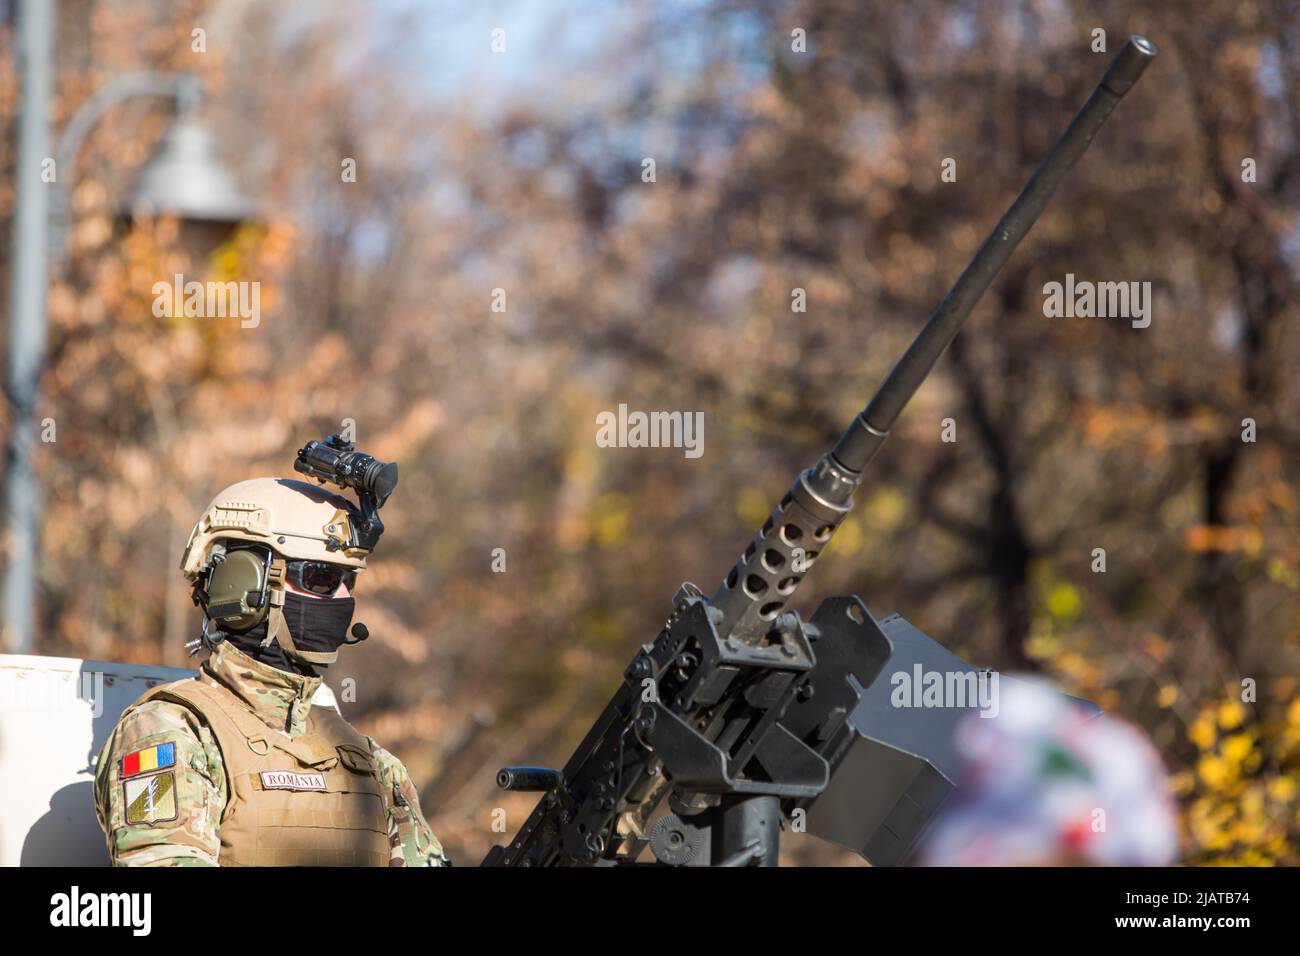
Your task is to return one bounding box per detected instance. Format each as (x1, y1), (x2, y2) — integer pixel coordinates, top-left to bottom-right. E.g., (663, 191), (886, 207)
(94, 641), (447, 867)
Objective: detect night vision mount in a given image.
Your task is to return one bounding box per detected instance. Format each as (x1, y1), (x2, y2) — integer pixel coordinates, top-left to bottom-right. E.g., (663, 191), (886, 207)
(294, 434), (398, 552)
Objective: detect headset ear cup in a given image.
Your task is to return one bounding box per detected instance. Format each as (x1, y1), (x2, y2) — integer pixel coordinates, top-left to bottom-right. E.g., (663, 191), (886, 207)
(203, 549), (271, 631)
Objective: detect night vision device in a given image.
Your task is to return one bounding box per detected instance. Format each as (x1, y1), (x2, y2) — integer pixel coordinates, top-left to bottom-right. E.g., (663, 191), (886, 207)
(294, 434), (398, 506)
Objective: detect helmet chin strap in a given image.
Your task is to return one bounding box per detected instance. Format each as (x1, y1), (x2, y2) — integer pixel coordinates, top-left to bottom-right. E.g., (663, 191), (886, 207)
(259, 557), (342, 667)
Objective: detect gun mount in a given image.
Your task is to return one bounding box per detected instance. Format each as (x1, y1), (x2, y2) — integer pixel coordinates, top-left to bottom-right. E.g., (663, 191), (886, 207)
(483, 36), (1156, 867)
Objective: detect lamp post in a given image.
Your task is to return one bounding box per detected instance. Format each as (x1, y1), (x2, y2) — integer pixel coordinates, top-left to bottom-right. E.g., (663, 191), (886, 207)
(4, 0), (56, 656)
(3, 21), (253, 652)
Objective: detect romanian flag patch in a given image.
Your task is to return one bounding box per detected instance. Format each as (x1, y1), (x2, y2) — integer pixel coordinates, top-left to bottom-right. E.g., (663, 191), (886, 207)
(121, 742), (176, 778)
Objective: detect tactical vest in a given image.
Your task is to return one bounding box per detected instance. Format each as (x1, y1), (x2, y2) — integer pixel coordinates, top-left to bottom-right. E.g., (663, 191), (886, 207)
(130, 678), (390, 867)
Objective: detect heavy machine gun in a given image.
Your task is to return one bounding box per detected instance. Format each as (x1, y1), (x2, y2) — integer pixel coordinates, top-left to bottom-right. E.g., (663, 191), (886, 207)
(483, 36), (1157, 867)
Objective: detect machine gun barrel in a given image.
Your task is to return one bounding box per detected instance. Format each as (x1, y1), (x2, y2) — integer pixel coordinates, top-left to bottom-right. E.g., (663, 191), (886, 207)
(835, 34), (1157, 470)
(708, 36), (1156, 640)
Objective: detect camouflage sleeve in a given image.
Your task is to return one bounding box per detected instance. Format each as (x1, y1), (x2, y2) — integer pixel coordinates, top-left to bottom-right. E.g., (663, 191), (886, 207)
(367, 738), (449, 867)
(94, 699), (226, 867)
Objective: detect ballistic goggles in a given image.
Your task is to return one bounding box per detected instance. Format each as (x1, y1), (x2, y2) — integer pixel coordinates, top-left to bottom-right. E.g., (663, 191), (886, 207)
(285, 559), (358, 596)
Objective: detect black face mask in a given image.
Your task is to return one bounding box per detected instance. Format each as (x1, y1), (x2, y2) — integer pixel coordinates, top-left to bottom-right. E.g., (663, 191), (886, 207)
(280, 591), (356, 656)
(224, 592), (356, 677)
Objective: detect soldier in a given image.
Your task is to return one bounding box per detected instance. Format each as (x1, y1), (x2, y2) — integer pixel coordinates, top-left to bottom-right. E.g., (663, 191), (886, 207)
(94, 452), (448, 867)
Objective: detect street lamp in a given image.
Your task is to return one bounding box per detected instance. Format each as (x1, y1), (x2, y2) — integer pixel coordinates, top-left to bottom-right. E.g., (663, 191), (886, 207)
(4, 40), (253, 653)
(47, 72), (255, 270)
(125, 82), (256, 223)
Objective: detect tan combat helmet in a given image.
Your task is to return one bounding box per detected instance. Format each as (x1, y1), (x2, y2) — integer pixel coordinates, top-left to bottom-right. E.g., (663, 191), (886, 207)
(181, 477), (372, 665)
(181, 477), (371, 577)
